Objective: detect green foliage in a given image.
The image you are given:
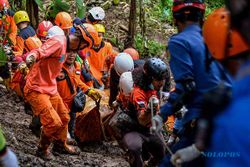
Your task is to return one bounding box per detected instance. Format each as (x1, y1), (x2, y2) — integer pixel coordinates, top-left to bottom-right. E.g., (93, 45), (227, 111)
(159, 0), (173, 22)
(135, 34), (165, 58)
(158, 0), (225, 19)
(45, 0), (70, 20)
(75, 0), (85, 18)
(205, 0), (224, 16)
(34, 0), (45, 11)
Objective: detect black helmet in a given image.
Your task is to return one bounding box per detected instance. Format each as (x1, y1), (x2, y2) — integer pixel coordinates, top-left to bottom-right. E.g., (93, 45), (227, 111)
(143, 58), (169, 81)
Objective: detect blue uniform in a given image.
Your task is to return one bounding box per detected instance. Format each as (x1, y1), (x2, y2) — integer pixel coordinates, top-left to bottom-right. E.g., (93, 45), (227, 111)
(160, 24), (232, 124)
(208, 61), (250, 167)
(160, 24), (232, 167)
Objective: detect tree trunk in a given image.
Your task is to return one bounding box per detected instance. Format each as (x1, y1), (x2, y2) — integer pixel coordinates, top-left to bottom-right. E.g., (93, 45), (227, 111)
(125, 0), (136, 48)
(26, 0), (39, 28)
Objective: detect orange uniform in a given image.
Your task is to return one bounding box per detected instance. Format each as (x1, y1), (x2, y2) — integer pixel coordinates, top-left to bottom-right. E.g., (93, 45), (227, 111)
(25, 35), (66, 95)
(130, 86), (157, 127)
(0, 9), (17, 45)
(80, 42), (116, 85)
(57, 61), (89, 111)
(24, 35), (69, 145)
(14, 35), (42, 57)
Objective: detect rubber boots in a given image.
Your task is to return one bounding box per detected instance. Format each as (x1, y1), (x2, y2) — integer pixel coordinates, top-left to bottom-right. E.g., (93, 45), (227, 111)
(52, 140), (80, 155)
(36, 131), (53, 160)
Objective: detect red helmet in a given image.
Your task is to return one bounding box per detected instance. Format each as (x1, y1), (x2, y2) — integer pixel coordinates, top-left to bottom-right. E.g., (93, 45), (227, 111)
(37, 21), (53, 37)
(0, 0), (9, 10)
(172, 0), (205, 13)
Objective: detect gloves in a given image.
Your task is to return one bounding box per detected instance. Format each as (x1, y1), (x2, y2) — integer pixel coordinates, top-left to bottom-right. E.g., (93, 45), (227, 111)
(87, 89), (102, 101)
(151, 114), (163, 133)
(0, 148), (19, 167)
(171, 144), (201, 166)
(167, 135), (176, 146)
(25, 54), (36, 66)
(18, 62), (28, 74)
(175, 106), (188, 119)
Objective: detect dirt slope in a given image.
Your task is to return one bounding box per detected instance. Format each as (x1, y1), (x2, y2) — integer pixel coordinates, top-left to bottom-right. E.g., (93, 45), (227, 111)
(0, 85), (129, 167)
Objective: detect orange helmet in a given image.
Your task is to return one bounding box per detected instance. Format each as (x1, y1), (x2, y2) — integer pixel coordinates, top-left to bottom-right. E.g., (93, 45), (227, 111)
(203, 7), (249, 61)
(76, 23), (102, 49)
(37, 21), (53, 37)
(54, 12), (73, 29)
(0, 0), (9, 10)
(124, 48), (139, 60)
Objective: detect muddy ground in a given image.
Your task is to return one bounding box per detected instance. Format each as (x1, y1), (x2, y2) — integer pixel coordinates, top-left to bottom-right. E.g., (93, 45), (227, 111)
(0, 84), (129, 167)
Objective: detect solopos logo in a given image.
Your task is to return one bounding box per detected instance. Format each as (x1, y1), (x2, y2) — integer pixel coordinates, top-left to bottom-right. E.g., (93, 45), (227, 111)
(201, 152), (240, 158)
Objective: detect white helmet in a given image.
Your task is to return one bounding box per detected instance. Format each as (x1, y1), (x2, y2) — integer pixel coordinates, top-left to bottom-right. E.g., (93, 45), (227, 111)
(114, 52), (134, 76)
(46, 26), (65, 38)
(88, 7), (105, 21)
(119, 72), (134, 96)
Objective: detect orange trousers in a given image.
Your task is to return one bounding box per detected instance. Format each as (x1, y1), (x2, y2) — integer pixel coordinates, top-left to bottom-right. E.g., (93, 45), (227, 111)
(24, 86), (69, 144)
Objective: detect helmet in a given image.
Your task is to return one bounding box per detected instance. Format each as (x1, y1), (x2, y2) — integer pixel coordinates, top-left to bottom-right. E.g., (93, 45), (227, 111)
(25, 36), (42, 51)
(88, 7), (105, 21)
(203, 7), (249, 61)
(75, 23), (102, 49)
(226, 0), (250, 45)
(143, 58), (168, 81)
(47, 26), (65, 38)
(93, 24), (105, 33)
(114, 52), (134, 76)
(14, 11), (30, 25)
(0, 0), (9, 10)
(119, 72), (134, 96)
(124, 48), (139, 60)
(37, 21), (53, 37)
(54, 12), (73, 29)
(172, 0), (205, 13)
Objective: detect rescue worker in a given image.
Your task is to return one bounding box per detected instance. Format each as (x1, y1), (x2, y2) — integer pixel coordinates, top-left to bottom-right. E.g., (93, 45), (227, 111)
(170, 6), (250, 166)
(56, 51), (101, 139)
(0, 128), (18, 167)
(109, 71), (134, 147)
(123, 58), (170, 167)
(36, 20), (53, 43)
(0, 0), (17, 90)
(13, 10), (42, 57)
(24, 23), (101, 159)
(155, 1), (232, 166)
(109, 52), (134, 106)
(79, 24), (116, 89)
(54, 12), (72, 35)
(116, 71), (134, 110)
(109, 51), (144, 107)
(74, 6), (105, 25)
(10, 10), (42, 97)
(203, 7), (249, 167)
(0, 0), (16, 45)
(71, 6), (105, 34)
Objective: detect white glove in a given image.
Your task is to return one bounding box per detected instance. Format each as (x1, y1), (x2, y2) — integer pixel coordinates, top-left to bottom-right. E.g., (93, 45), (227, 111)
(171, 144), (201, 166)
(167, 135), (176, 146)
(26, 54), (36, 66)
(151, 115), (163, 133)
(0, 148), (19, 167)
